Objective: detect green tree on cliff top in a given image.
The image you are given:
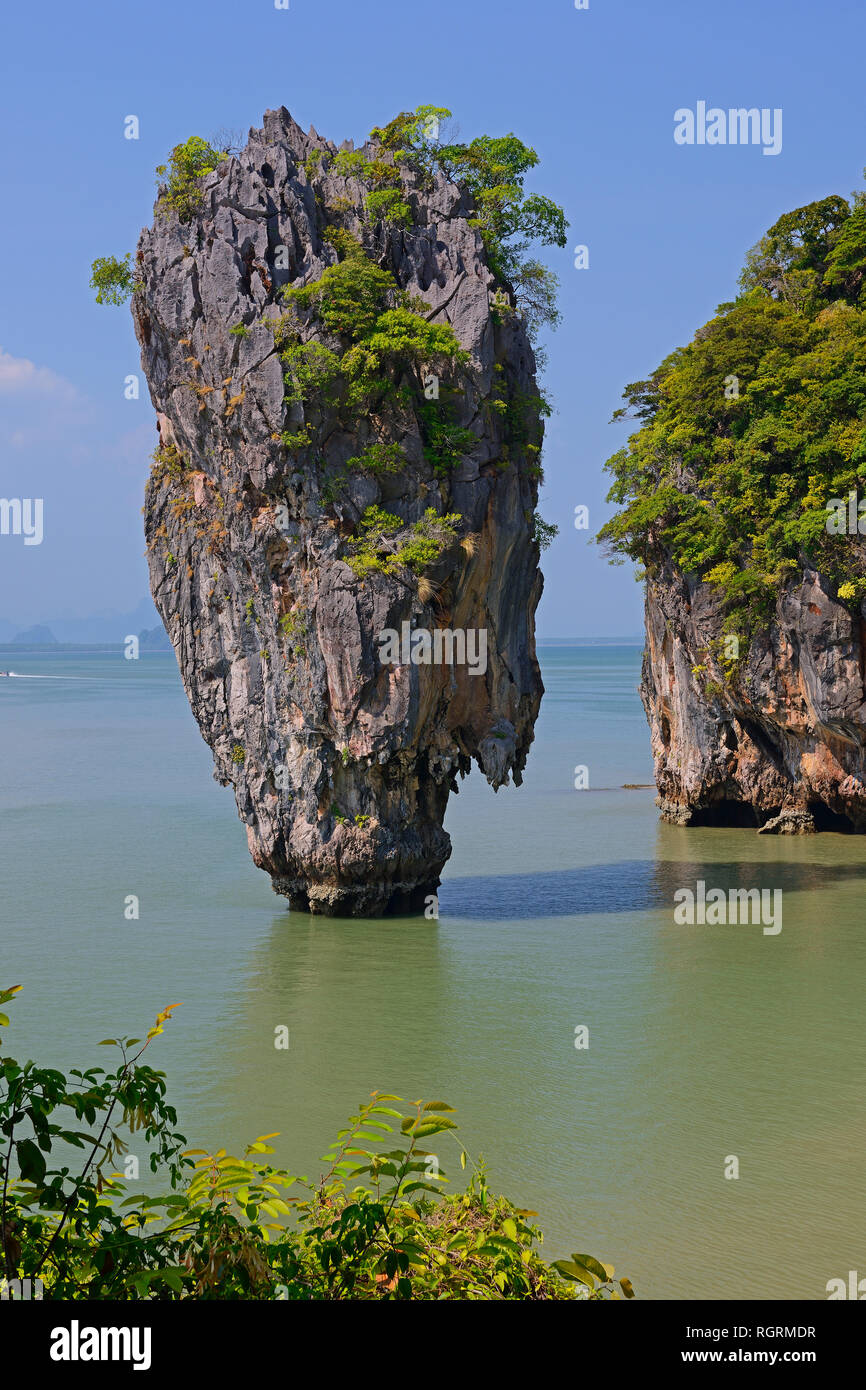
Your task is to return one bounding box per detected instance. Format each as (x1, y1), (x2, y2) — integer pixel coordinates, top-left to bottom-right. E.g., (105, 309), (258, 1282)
(598, 175), (866, 633)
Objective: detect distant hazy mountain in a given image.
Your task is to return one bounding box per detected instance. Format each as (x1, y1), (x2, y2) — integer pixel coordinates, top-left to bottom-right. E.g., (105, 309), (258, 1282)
(12, 625), (58, 645)
(139, 625), (172, 651)
(0, 599), (162, 645)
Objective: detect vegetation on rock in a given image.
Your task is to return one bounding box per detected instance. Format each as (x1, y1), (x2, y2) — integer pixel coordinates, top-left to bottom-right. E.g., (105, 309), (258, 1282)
(367, 106), (568, 335)
(92, 110), (565, 529)
(89, 253), (138, 306)
(148, 442), (188, 489)
(277, 253), (468, 416)
(599, 181), (866, 638)
(345, 506), (461, 579)
(91, 105), (559, 911)
(155, 136), (227, 221)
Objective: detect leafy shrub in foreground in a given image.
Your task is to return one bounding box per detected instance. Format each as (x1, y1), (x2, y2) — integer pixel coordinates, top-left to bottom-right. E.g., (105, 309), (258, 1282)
(0, 986), (633, 1301)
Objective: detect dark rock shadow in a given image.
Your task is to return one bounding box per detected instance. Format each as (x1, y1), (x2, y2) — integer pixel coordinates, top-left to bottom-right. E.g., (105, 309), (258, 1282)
(437, 859), (866, 920)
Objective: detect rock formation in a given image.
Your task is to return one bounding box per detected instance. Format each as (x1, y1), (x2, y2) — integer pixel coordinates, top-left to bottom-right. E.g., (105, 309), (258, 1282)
(642, 561), (866, 833)
(133, 107), (546, 913)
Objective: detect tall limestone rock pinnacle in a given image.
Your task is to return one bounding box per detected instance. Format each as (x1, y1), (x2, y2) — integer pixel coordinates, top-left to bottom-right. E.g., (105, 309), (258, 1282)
(133, 108), (546, 914)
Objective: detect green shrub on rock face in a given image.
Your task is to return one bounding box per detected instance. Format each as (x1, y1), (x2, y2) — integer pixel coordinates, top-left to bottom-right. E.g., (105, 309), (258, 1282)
(148, 442), (188, 488)
(345, 506), (403, 577)
(281, 257), (395, 342)
(352, 307), (466, 368)
(303, 148), (323, 182)
(345, 506), (461, 579)
(365, 188), (412, 229)
(280, 425), (313, 451)
(364, 157), (402, 189)
(329, 146), (411, 228)
(281, 340), (342, 406)
(277, 255), (467, 417)
(331, 149), (369, 180)
(279, 610), (308, 657)
(418, 399), (477, 476)
(837, 576), (866, 603)
(322, 227), (367, 262)
(342, 308), (467, 407)
(369, 106), (452, 171)
(345, 442), (406, 475)
(90, 253), (138, 305)
(396, 508), (461, 573)
(91, 135), (227, 303)
(531, 512), (559, 551)
(155, 136), (227, 222)
(367, 107), (568, 337)
(275, 253), (477, 490)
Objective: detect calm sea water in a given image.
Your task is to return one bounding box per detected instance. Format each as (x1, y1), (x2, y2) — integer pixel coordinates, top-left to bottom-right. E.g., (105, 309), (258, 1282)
(1, 645), (864, 1300)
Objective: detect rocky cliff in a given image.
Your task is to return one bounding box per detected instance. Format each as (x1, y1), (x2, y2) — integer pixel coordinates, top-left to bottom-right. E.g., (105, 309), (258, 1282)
(600, 190), (866, 836)
(643, 562), (866, 833)
(133, 108), (546, 913)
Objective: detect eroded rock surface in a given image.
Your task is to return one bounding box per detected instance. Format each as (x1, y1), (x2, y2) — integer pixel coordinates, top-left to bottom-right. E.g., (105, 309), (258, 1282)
(133, 108), (545, 913)
(642, 561), (866, 832)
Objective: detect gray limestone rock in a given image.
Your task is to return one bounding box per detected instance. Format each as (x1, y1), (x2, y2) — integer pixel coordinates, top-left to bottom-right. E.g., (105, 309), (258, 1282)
(642, 560), (866, 833)
(132, 108), (546, 913)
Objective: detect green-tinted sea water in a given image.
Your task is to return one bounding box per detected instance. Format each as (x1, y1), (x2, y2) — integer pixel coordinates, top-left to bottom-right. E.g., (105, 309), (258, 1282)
(1, 645), (864, 1298)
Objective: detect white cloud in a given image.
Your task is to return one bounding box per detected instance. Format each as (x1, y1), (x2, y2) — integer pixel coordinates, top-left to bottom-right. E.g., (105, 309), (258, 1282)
(0, 347), (78, 399)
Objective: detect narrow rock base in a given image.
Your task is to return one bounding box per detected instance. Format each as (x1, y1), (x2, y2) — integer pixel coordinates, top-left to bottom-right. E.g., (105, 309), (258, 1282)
(273, 874), (443, 917)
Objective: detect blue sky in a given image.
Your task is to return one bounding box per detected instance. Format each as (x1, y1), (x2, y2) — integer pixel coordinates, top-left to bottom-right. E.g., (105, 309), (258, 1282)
(1, 0), (864, 638)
